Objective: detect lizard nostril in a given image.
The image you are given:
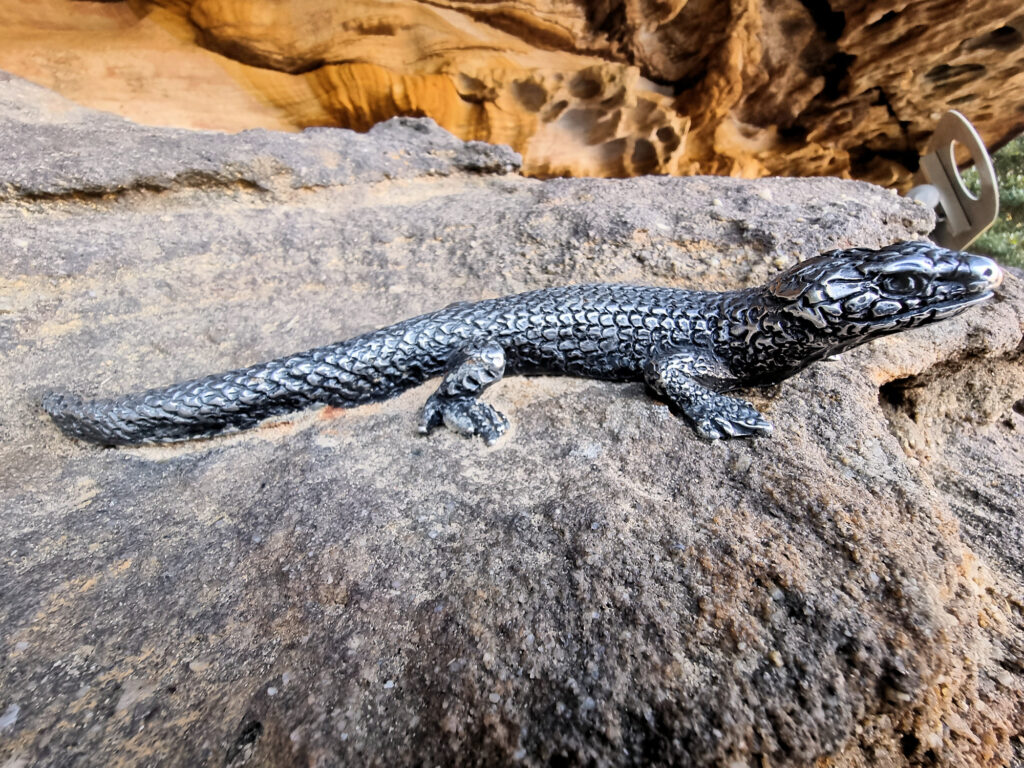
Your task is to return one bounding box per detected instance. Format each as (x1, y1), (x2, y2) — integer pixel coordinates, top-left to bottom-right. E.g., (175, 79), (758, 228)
(969, 258), (1003, 289)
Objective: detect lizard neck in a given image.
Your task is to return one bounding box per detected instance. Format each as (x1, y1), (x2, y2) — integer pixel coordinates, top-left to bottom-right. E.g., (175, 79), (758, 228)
(716, 288), (846, 386)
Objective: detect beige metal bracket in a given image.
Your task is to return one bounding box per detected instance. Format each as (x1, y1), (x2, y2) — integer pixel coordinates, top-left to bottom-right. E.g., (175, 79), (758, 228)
(906, 110), (999, 250)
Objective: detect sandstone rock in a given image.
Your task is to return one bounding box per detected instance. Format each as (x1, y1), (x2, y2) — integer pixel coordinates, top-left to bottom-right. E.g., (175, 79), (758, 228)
(0, 0), (303, 133)
(0, 74), (1022, 767)
(1, 0), (1022, 186)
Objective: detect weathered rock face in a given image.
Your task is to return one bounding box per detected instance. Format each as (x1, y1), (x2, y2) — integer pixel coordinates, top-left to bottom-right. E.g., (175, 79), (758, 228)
(1, 73), (1023, 767)
(0, 0), (1022, 187)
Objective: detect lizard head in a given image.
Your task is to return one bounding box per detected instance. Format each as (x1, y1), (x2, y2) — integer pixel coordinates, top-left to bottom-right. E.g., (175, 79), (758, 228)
(764, 241), (1002, 342)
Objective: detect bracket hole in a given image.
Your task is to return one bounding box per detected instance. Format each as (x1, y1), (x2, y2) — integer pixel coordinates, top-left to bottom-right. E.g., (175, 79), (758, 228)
(947, 140), (979, 202)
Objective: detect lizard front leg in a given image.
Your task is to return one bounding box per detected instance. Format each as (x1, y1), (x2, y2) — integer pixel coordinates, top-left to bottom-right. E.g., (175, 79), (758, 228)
(644, 349), (772, 439)
(419, 340), (509, 445)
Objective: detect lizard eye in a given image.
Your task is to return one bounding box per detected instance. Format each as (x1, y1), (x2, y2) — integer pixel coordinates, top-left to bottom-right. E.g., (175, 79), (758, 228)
(881, 274), (921, 294)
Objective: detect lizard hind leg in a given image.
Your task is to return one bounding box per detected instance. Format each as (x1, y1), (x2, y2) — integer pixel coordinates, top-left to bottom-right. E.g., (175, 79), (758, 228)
(419, 339), (509, 445)
(644, 350), (773, 440)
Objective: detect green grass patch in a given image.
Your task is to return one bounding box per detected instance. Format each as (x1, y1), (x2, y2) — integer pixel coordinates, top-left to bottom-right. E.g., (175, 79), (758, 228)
(962, 135), (1024, 268)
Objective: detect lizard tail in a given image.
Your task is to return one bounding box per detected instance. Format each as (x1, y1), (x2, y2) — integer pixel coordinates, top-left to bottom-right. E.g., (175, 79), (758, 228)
(42, 330), (446, 446)
(42, 383), (298, 447)
(42, 358), (324, 446)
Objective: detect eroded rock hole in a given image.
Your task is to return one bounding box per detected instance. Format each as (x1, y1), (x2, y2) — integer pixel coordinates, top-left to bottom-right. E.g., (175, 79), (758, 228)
(225, 719), (264, 766)
(631, 139), (659, 175)
(963, 25), (1024, 52)
(900, 733), (920, 757)
(797, 0), (846, 41)
(512, 80), (547, 112)
(656, 125), (681, 152)
(559, 108), (621, 144)
(820, 53), (856, 99)
(878, 376), (918, 418)
(891, 23), (928, 47)
(456, 73), (494, 104)
(868, 10), (899, 29)
(925, 63), (987, 84)
(569, 72), (602, 100)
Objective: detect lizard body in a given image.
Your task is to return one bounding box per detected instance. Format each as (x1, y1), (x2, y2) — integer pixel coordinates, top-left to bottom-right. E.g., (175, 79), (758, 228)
(44, 242), (1002, 445)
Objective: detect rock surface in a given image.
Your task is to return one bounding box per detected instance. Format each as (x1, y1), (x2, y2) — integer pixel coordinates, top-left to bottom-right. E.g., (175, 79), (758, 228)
(1, 0), (1023, 186)
(0, 73), (1022, 767)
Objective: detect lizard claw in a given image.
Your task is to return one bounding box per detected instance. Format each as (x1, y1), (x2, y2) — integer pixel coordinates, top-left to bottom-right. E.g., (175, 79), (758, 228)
(692, 396), (773, 440)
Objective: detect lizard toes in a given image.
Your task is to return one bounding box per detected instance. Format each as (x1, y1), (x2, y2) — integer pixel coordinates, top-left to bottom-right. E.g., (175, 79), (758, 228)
(420, 396), (509, 444)
(693, 398), (772, 440)
(696, 418), (727, 440)
(444, 400), (509, 445)
(467, 402), (510, 446)
(713, 414), (773, 438)
(418, 396), (445, 434)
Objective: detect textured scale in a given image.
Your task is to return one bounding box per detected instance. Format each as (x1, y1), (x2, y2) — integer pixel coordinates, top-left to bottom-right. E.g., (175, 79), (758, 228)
(44, 242), (1003, 446)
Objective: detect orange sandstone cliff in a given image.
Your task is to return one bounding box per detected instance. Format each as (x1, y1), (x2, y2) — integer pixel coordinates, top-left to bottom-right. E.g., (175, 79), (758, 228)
(1, 0), (1021, 186)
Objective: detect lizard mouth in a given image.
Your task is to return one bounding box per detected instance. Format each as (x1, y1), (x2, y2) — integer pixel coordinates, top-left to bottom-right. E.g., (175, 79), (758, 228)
(888, 289), (995, 324)
(961, 289), (995, 305)
(928, 289), (995, 312)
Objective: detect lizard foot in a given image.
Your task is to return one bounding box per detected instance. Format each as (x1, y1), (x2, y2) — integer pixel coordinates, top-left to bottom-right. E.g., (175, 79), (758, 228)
(645, 350), (773, 440)
(419, 395), (509, 445)
(689, 394), (773, 440)
(419, 339), (508, 445)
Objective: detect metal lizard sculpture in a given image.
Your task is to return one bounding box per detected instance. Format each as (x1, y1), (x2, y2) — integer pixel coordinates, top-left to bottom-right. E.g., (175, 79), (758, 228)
(44, 242), (1002, 446)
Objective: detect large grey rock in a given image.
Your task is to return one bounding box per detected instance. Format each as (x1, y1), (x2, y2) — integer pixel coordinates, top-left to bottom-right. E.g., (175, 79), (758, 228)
(0, 73), (1021, 767)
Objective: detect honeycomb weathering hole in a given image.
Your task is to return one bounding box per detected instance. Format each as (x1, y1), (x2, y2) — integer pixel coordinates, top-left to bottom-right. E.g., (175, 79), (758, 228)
(569, 72), (602, 100)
